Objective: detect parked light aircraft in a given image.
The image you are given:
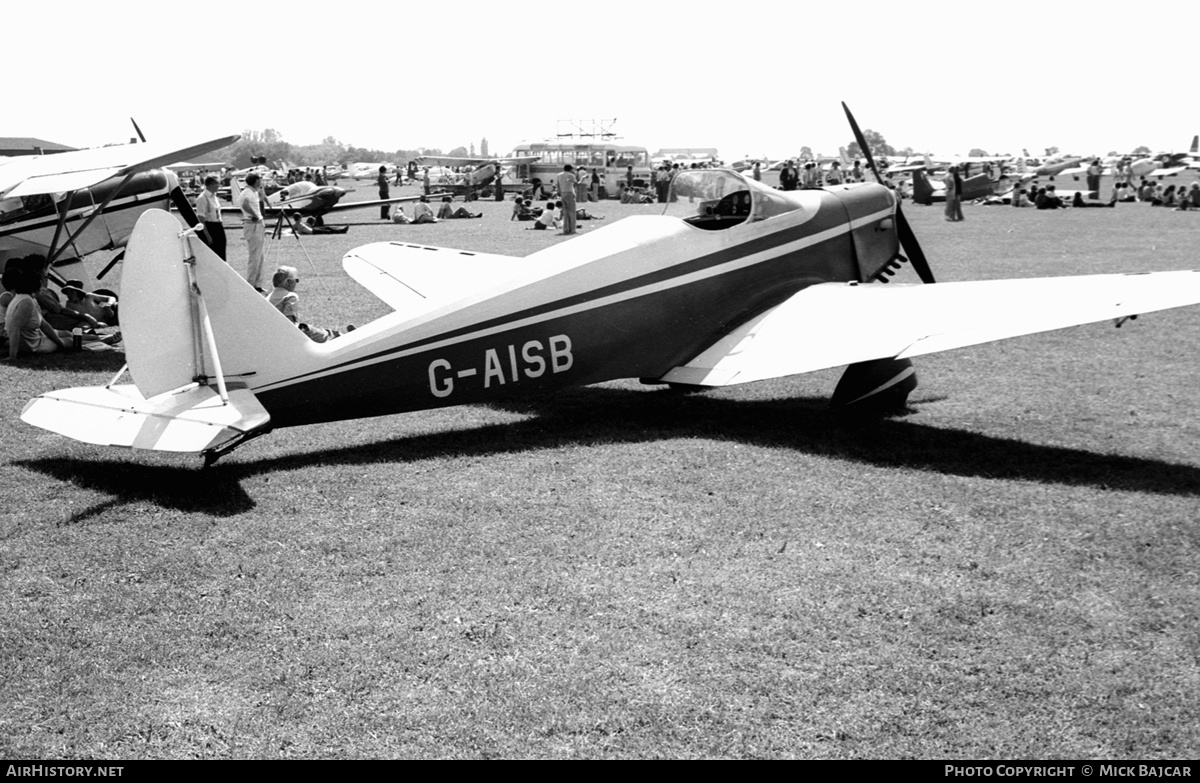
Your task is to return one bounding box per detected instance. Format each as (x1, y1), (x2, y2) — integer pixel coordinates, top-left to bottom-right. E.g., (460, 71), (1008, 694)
(19, 105), (1200, 466)
(344, 162), (398, 180)
(909, 166), (1015, 204)
(1020, 150), (1085, 179)
(224, 178), (427, 223)
(0, 133), (239, 286)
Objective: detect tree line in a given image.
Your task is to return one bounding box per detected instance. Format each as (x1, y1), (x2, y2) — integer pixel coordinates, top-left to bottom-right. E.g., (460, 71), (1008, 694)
(206, 129), (474, 169)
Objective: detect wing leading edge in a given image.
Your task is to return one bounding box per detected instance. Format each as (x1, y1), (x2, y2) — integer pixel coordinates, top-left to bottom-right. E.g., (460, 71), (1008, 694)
(660, 271), (1200, 387)
(0, 134), (239, 199)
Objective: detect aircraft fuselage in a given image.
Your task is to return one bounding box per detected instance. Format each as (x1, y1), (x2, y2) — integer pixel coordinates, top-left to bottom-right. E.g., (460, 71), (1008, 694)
(250, 183), (898, 429)
(0, 169), (174, 272)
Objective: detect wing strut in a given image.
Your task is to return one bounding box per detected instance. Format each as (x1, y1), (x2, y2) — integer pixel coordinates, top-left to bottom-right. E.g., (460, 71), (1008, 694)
(180, 226), (230, 405)
(47, 171), (137, 266)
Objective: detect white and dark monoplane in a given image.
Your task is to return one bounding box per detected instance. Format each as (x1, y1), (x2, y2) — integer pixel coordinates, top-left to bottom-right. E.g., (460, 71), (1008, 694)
(20, 106), (1200, 465)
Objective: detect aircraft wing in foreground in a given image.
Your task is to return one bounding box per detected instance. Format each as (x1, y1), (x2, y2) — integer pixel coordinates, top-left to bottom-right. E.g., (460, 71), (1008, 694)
(661, 272), (1200, 389)
(0, 135), (239, 200)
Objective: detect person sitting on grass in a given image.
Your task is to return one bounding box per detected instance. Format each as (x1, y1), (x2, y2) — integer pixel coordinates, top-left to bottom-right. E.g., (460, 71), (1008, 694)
(529, 201), (558, 230)
(61, 279), (118, 326)
(268, 265), (352, 344)
(1071, 191), (1115, 208)
(436, 196), (483, 219)
(391, 205), (411, 224)
(3, 269), (118, 359)
(23, 257), (106, 332)
(412, 196), (438, 223)
(1, 267), (20, 349)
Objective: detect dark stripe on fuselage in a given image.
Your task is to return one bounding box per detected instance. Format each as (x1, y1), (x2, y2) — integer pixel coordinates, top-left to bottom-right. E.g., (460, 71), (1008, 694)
(0, 172), (171, 238)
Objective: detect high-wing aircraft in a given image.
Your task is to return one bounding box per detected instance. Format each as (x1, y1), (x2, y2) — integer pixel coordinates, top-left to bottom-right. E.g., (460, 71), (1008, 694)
(19, 105), (1200, 466)
(0, 133), (239, 286)
(222, 177), (428, 223)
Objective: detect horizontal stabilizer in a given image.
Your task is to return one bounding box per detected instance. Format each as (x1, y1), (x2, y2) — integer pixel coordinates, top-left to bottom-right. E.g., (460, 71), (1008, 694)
(343, 241), (523, 314)
(21, 384), (270, 454)
(661, 270), (1200, 387)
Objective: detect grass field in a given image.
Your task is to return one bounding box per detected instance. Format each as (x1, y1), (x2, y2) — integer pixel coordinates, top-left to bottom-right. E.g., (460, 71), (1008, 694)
(2, 184), (1198, 758)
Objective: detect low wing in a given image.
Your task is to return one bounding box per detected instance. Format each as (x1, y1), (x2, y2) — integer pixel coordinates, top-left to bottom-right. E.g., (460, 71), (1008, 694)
(166, 160), (228, 171)
(0, 134), (239, 199)
(219, 194), (435, 215)
(343, 241), (525, 314)
(302, 193), (433, 213)
(1150, 166), (1188, 178)
(660, 271), (1200, 387)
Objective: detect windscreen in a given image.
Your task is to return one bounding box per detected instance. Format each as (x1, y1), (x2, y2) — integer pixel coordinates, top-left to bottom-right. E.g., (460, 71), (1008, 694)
(661, 169), (749, 220)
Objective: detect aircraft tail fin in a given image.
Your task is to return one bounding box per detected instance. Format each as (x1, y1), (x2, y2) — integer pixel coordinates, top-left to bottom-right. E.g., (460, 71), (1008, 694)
(21, 209), (315, 456)
(1190, 135), (1198, 155)
(910, 169), (935, 205)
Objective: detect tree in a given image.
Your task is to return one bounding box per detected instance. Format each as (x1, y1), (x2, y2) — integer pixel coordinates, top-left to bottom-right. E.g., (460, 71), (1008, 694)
(799, 146), (813, 159)
(968, 148), (989, 158)
(845, 129), (895, 159)
(447, 146), (469, 157)
(1132, 145), (1151, 155)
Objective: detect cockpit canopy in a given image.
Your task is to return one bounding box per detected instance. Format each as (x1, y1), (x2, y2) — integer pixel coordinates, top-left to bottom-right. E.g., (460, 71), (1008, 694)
(662, 169), (805, 230)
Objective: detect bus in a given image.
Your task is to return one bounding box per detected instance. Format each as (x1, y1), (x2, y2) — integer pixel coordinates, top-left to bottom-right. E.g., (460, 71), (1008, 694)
(509, 142), (653, 198)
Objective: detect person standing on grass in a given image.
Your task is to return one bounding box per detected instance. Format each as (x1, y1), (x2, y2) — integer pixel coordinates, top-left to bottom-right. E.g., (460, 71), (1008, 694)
(239, 173), (267, 290)
(377, 166), (391, 220)
(194, 176), (227, 260)
(557, 164), (578, 235)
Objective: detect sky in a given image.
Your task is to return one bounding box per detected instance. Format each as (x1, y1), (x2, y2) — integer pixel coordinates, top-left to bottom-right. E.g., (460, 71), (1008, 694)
(7, 0), (1197, 162)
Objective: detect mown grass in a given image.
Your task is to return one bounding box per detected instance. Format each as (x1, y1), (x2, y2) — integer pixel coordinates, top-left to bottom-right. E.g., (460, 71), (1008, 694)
(1, 185), (1198, 758)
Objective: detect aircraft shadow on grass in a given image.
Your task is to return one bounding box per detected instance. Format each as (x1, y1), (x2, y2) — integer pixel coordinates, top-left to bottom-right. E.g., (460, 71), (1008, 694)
(16, 384), (1200, 523)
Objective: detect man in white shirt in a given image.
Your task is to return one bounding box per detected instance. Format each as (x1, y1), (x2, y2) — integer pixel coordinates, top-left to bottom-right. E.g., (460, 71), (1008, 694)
(412, 196), (438, 223)
(239, 173), (267, 289)
(556, 164), (577, 235)
(194, 176), (227, 260)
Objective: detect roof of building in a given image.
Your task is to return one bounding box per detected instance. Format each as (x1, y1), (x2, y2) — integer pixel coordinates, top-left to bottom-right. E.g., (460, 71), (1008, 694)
(0, 137), (78, 155)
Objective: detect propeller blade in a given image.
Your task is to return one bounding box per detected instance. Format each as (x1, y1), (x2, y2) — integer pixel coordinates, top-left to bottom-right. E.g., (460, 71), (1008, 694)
(169, 186), (201, 228)
(130, 118), (146, 143)
(843, 101), (935, 284)
(894, 205), (936, 284)
(841, 102), (883, 185)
